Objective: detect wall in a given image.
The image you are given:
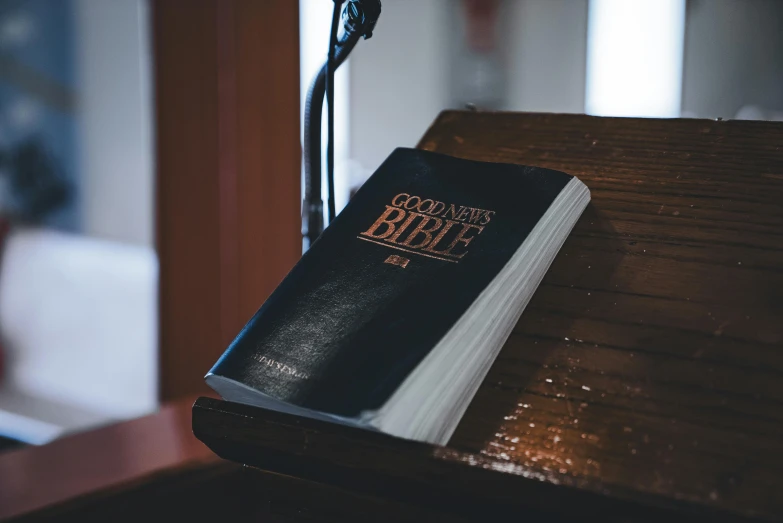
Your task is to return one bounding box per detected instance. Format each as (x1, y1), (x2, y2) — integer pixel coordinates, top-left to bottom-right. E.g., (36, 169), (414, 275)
(348, 0), (449, 177)
(76, 0), (154, 246)
(348, 0), (588, 176)
(507, 0), (588, 113)
(682, 0), (783, 119)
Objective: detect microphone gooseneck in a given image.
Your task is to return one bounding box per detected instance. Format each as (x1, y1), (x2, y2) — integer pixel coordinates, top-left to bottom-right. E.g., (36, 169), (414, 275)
(302, 0), (382, 250)
(302, 28), (359, 249)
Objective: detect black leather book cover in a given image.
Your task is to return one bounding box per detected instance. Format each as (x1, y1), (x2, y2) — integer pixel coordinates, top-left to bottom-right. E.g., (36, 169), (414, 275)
(208, 148), (572, 417)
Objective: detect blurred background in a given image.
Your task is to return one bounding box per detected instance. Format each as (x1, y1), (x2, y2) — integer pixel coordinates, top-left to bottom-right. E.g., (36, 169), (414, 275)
(0, 0), (781, 449)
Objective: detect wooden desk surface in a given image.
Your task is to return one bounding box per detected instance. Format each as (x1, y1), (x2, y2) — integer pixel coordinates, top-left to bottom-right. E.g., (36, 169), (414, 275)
(421, 111), (783, 516)
(195, 112), (783, 522)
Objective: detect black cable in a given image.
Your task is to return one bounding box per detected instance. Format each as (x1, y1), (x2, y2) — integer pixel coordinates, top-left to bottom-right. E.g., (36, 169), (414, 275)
(326, 1), (342, 224)
(302, 26), (359, 248)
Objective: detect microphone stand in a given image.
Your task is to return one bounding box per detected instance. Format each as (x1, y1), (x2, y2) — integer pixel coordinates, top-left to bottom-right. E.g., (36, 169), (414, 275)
(326, 1), (341, 226)
(302, 0), (381, 250)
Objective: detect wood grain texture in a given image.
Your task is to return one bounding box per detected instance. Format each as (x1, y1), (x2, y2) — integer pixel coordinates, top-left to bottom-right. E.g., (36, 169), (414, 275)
(154, 0), (301, 401)
(155, 0), (222, 402)
(195, 397), (740, 522)
(421, 111), (783, 520)
(0, 397), (485, 523)
(193, 112), (783, 521)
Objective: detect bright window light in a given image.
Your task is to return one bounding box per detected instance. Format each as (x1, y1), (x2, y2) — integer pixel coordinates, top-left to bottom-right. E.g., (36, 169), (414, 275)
(585, 0), (686, 118)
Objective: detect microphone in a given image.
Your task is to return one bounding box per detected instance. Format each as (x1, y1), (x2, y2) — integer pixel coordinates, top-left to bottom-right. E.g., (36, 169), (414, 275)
(344, 0), (382, 39)
(302, 0), (382, 251)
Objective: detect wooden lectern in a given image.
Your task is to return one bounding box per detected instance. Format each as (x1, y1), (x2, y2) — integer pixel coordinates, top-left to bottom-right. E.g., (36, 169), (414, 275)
(3, 112), (783, 522)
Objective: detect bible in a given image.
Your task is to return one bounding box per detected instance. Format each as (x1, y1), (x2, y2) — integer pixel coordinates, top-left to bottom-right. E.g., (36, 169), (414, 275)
(206, 148), (590, 445)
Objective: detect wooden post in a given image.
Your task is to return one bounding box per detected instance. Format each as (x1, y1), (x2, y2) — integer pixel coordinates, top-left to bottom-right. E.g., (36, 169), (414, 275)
(153, 0), (301, 401)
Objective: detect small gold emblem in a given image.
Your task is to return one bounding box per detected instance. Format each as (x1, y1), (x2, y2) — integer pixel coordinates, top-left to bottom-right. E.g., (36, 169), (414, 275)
(384, 255), (409, 268)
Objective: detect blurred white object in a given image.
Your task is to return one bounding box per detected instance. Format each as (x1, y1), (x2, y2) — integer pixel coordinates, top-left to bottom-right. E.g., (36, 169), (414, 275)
(734, 104), (766, 121)
(586, 0), (686, 118)
(0, 228), (158, 429)
(0, 384), (107, 444)
(735, 104), (783, 122)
